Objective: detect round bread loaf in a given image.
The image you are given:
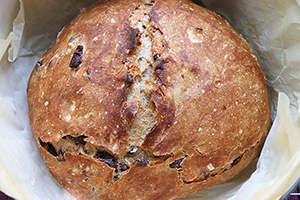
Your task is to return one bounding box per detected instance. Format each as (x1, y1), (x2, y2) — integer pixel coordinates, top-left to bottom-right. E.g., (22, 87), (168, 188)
(27, 0), (271, 199)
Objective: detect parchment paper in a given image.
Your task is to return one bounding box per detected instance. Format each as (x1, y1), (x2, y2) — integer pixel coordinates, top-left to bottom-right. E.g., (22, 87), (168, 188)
(0, 0), (300, 199)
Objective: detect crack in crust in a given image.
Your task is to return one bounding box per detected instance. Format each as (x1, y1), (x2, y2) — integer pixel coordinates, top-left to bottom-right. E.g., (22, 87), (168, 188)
(177, 146), (251, 184)
(39, 133), (172, 181)
(126, 1), (159, 147)
(39, 132), (258, 185)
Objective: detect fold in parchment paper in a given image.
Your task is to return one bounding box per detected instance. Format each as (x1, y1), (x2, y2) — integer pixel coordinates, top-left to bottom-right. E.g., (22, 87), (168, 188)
(0, 0), (300, 200)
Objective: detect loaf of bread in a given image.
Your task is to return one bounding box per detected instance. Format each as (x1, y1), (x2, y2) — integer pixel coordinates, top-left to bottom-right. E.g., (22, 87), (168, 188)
(27, 0), (271, 199)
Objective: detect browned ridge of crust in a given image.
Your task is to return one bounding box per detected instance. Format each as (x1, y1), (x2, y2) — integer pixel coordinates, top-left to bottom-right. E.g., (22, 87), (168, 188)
(27, 0), (271, 199)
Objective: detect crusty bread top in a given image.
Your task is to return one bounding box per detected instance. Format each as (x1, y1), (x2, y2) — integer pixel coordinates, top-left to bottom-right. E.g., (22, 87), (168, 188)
(27, 0), (271, 199)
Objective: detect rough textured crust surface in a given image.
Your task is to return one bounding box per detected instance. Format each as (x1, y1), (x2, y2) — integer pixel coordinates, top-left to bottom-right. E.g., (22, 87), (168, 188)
(27, 0), (271, 199)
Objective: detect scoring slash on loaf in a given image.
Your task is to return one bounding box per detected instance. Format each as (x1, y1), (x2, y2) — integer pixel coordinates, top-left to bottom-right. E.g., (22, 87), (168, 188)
(27, 0), (271, 199)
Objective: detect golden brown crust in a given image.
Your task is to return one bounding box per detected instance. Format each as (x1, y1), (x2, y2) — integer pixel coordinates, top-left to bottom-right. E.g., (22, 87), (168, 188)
(27, 0), (271, 199)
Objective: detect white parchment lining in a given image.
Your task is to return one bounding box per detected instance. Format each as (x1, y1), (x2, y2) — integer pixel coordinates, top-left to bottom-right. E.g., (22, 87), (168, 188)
(1, 0), (300, 199)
